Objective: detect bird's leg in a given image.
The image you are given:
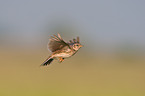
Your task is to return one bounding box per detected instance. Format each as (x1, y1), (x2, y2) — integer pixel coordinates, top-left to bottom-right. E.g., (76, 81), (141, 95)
(58, 57), (64, 62)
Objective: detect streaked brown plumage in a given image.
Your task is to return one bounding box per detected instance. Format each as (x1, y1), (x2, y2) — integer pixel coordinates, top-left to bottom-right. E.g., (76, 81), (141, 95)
(41, 33), (83, 66)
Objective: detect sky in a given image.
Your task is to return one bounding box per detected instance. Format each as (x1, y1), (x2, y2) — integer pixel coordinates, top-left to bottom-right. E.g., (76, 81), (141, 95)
(0, 0), (145, 50)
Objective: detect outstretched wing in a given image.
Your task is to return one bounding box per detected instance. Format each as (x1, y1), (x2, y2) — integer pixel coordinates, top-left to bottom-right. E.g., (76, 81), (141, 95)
(48, 33), (70, 52)
(67, 36), (80, 45)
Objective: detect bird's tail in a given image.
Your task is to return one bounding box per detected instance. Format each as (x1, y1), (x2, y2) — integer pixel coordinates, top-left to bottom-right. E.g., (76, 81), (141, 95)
(41, 56), (54, 66)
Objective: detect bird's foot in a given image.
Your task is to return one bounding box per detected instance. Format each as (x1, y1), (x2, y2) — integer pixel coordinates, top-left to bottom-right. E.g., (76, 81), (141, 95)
(58, 57), (64, 63)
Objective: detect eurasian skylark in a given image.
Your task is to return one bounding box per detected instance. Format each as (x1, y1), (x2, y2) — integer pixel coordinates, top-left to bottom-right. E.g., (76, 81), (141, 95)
(41, 33), (83, 66)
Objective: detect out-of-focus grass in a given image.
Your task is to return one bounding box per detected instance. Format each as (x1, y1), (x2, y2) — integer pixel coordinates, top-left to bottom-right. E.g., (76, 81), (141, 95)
(0, 49), (145, 96)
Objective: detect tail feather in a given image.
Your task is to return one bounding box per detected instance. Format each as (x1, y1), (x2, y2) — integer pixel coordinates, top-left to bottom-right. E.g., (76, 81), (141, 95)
(41, 57), (54, 66)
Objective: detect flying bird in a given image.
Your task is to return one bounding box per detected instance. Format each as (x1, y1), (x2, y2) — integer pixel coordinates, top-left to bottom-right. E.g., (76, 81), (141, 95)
(41, 33), (83, 66)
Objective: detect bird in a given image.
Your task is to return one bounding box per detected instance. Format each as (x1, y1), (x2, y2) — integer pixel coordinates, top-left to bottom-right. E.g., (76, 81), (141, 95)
(41, 33), (83, 66)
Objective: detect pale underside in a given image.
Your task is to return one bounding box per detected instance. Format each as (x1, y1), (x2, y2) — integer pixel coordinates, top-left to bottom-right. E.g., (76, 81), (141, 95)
(52, 48), (74, 58)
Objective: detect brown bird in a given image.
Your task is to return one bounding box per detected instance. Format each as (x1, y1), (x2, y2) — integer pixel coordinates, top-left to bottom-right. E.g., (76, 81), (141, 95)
(41, 33), (83, 66)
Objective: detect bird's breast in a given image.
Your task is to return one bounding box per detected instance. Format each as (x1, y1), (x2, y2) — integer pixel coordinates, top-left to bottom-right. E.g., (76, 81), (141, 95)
(53, 48), (74, 58)
(54, 52), (72, 58)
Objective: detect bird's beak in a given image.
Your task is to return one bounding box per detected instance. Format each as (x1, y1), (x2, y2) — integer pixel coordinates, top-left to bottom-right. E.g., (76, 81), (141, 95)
(80, 45), (83, 47)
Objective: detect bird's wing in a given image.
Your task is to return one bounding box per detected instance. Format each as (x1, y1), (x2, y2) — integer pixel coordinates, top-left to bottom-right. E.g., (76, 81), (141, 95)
(48, 33), (70, 52)
(67, 37), (79, 45)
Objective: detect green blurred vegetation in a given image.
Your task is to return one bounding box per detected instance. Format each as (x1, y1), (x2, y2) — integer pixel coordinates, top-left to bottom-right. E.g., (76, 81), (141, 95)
(0, 48), (145, 96)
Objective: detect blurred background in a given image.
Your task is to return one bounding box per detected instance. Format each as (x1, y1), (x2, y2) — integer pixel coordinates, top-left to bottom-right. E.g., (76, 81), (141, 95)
(0, 0), (145, 96)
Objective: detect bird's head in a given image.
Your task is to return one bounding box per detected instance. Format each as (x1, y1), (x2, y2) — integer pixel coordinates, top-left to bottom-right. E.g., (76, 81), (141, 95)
(69, 36), (83, 51)
(72, 43), (83, 51)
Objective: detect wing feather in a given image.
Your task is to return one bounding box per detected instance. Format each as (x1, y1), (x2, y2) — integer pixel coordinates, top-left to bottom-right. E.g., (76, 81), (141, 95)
(48, 33), (70, 52)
